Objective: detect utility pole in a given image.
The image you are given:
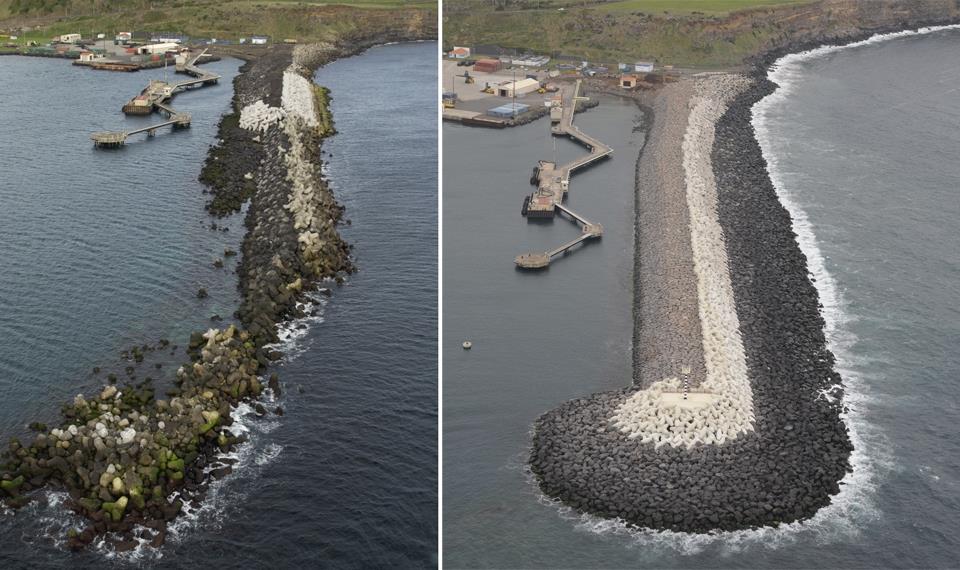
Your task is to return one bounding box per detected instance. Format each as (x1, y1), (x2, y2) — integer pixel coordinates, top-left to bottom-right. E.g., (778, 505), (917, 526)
(512, 67), (516, 118)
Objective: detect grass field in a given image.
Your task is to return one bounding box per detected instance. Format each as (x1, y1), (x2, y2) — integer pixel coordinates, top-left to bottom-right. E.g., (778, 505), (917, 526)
(443, 0), (831, 68)
(0, 0), (435, 47)
(596, 0), (813, 15)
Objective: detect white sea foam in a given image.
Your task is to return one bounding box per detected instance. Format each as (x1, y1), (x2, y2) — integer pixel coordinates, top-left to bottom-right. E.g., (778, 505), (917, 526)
(92, 526), (157, 562)
(262, 288), (330, 362)
(165, 401), (284, 545)
(55, 400), (287, 562)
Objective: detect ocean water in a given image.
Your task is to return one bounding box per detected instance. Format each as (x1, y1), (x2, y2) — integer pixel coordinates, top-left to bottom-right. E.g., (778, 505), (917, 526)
(443, 97), (642, 567)
(444, 28), (960, 568)
(0, 40), (437, 567)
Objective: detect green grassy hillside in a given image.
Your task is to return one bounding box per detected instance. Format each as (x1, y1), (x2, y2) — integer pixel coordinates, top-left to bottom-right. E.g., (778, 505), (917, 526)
(444, 0), (960, 69)
(0, 0), (435, 45)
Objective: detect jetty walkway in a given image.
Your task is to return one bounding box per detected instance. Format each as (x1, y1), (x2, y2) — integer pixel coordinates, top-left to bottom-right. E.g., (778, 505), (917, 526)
(516, 80), (612, 269)
(91, 50), (219, 148)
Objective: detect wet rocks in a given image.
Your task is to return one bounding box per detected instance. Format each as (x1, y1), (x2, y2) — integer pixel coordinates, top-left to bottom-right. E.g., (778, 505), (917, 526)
(1, 325), (265, 546)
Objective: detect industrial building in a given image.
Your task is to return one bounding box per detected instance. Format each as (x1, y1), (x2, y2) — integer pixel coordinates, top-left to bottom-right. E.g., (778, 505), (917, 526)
(497, 78), (540, 98)
(487, 102), (529, 118)
(510, 55), (550, 68)
(473, 58), (501, 73)
(137, 42), (179, 55)
(635, 61), (654, 72)
(152, 33), (186, 43)
(251, 36), (269, 45)
(58, 34), (81, 44)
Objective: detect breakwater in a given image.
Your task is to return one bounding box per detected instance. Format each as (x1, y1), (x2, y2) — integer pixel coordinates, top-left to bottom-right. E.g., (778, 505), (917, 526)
(0, 31), (433, 553)
(530, 72), (853, 532)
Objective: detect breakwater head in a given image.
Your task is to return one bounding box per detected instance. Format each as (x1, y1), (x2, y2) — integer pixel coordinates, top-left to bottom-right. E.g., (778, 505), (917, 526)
(91, 50), (220, 147)
(515, 80), (611, 269)
(530, 72), (853, 533)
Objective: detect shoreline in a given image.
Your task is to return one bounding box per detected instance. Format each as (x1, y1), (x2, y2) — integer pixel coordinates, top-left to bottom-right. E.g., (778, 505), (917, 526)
(0, 32), (435, 552)
(530, 21), (960, 533)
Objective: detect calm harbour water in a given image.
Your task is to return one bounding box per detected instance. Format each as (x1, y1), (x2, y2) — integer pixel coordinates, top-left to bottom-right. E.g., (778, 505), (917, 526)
(444, 28), (960, 568)
(0, 40), (436, 567)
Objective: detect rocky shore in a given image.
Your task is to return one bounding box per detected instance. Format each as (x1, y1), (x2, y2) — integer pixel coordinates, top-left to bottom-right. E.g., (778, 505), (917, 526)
(530, 70), (854, 531)
(1, 28), (434, 550)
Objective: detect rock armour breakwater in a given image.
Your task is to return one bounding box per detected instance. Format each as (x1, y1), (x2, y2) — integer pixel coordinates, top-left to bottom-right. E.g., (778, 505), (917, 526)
(530, 72), (853, 533)
(235, 45), (353, 351)
(1, 27), (434, 550)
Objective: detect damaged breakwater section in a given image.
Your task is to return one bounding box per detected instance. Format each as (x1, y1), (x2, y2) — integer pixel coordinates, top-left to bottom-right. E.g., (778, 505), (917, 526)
(0, 39), (423, 553)
(530, 73), (853, 533)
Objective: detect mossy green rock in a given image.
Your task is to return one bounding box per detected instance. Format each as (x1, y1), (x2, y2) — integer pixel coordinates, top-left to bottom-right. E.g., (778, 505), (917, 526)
(103, 496), (128, 522)
(1, 475), (24, 496)
(78, 497), (101, 513)
(129, 488), (146, 510)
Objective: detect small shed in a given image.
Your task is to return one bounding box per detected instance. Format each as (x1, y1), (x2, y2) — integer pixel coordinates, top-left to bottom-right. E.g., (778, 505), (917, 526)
(448, 46), (471, 59)
(473, 58), (501, 73)
(78, 50), (96, 62)
(251, 36), (269, 45)
(620, 74), (638, 89)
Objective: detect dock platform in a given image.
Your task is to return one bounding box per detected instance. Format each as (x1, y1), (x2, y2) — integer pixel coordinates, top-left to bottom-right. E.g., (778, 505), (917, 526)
(516, 80), (612, 269)
(92, 49), (218, 147)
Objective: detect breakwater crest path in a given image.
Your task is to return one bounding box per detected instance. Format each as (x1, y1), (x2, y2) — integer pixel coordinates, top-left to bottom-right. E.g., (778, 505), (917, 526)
(516, 80), (612, 269)
(612, 75), (755, 448)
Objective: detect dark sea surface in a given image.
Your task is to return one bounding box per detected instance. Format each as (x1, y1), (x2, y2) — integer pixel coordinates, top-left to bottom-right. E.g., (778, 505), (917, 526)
(444, 27), (960, 568)
(0, 40), (437, 568)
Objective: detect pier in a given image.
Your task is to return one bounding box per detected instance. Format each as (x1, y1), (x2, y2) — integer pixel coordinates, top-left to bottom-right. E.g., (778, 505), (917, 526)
(516, 80), (612, 269)
(91, 50), (219, 148)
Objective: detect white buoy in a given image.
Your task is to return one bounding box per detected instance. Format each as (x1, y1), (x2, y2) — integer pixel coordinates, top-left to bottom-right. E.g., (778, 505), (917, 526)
(462, 341), (472, 349)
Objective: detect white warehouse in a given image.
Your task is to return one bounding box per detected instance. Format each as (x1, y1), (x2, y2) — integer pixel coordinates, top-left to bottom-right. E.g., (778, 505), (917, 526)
(137, 42), (180, 55)
(497, 78), (540, 98)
